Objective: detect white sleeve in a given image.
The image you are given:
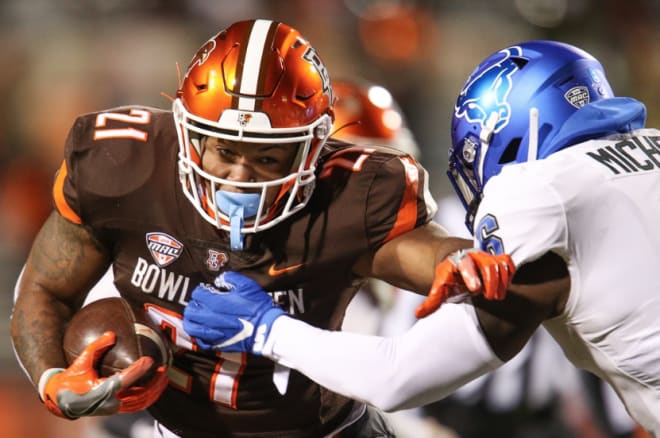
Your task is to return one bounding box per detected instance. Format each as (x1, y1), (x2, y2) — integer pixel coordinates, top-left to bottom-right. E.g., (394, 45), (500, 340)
(262, 302), (503, 411)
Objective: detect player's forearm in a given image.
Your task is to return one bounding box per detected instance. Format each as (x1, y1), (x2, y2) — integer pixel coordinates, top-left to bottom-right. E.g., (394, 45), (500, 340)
(11, 212), (109, 386)
(263, 303), (502, 411)
(364, 221), (473, 293)
(11, 285), (72, 387)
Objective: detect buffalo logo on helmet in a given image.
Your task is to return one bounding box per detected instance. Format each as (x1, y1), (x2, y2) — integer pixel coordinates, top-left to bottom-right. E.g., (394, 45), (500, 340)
(454, 46), (522, 135)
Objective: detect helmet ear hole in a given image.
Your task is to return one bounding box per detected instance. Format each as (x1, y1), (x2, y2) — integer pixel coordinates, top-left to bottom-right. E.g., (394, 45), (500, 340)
(510, 57), (528, 69)
(498, 138), (521, 164)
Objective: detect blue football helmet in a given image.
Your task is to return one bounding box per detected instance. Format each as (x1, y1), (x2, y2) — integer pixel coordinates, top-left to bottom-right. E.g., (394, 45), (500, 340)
(448, 40), (614, 230)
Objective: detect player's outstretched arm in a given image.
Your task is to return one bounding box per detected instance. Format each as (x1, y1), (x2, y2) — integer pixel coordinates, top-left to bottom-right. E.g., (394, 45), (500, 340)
(183, 270), (514, 411)
(355, 222), (515, 310)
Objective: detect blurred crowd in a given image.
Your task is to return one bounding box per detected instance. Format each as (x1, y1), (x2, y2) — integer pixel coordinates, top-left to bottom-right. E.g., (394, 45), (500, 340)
(0, 0), (658, 437)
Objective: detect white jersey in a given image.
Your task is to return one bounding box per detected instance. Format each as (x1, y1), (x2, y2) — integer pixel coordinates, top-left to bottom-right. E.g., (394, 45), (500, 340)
(259, 128), (660, 437)
(475, 128), (660, 431)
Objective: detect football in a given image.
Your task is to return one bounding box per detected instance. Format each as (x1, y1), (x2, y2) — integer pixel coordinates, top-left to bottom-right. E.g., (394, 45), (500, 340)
(63, 297), (171, 380)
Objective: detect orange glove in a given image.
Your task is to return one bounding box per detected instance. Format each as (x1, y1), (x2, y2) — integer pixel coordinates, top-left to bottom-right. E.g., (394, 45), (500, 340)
(415, 249), (515, 318)
(39, 331), (169, 419)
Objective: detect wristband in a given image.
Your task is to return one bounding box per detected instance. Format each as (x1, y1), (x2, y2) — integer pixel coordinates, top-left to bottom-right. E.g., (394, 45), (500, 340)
(38, 368), (64, 402)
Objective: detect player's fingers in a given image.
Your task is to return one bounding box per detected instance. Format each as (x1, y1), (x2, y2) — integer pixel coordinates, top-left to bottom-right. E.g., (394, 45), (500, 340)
(183, 307), (223, 326)
(498, 256), (516, 300)
(183, 318), (228, 341)
(117, 356), (154, 389)
(118, 366), (168, 412)
(456, 256), (483, 292)
(477, 254), (515, 300)
(492, 261), (508, 300)
(414, 301), (433, 319)
(190, 287), (214, 302)
(89, 331), (117, 351)
(72, 331), (116, 370)
(119, 386), (163, 412)
(472, 253), (515, 300)
(224, 271), (258, 290)
(415, 286), (449, 318)
(147, 366), (169, 392)
(415, 298), (440, 318)
(479, 261), (497, 299)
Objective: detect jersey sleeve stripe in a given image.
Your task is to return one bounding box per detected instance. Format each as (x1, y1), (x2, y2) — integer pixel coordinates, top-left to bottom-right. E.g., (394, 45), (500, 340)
(53, 160), (82, 225)
(384, 157), (420, 243)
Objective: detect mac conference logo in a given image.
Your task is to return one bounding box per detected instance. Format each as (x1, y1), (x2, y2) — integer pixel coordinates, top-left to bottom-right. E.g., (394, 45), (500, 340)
(146, 232), (184, 267)
(564, 86), (590, 108)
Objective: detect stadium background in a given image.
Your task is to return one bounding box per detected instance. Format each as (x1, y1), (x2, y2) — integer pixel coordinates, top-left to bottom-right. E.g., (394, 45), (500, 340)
(0, 1), (657, 436)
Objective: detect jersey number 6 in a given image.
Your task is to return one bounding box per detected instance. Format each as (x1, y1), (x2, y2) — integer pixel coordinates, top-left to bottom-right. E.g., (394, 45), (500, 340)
(475, 213), (505, 255)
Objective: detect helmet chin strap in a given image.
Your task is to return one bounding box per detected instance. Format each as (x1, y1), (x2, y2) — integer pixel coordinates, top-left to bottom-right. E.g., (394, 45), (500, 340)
(216, 191), (262, 251)
(528, 107), (539, 161)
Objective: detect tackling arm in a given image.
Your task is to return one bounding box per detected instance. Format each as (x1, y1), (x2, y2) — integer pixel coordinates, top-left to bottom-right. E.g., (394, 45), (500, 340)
(181, 270), (505, 410)
(183, 267), (563, 411)
(263, 263), (564, 411)
(263, 302), (502, 411)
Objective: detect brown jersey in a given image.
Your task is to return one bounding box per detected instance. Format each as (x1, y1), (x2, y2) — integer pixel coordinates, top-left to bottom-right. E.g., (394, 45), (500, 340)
(53, 105), (436, 437)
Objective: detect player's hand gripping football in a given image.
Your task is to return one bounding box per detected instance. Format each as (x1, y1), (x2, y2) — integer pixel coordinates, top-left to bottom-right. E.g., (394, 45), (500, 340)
(40, 331), (168, 419)
(415, 249), (515, 318)
(183, 271), (286, 354)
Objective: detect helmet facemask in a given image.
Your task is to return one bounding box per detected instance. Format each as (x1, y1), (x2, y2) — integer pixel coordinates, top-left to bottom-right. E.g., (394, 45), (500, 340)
(175, 99), (332, 249)
(173, 19), (334, 250)
(448, 134), (483, 232)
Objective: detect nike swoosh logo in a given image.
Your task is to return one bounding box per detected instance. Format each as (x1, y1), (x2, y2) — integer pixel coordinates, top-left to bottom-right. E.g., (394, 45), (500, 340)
(268, 263), (303, 276)
(213, 318), (254, 349)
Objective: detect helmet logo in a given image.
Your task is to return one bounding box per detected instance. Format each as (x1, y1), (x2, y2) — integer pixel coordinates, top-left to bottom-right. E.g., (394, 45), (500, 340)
(454, 46), (522, 134)
(185, 38), (217, 78)
(238, 113), (253, 126)
(303, 47), (333, 103)
(564, 86), (590, 108)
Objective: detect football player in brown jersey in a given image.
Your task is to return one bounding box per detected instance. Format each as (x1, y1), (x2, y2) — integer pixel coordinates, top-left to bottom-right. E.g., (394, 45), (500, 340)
(11, 19), (513, 438)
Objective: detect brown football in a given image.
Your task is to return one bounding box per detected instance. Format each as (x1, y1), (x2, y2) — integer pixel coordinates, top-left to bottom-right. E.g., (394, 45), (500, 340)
(63, 297), (171, 380)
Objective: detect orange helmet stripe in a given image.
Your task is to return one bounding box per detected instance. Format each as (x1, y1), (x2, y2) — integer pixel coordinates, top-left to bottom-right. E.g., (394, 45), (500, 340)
(53, 161), (82, 225)
(384, 156), (419, 243)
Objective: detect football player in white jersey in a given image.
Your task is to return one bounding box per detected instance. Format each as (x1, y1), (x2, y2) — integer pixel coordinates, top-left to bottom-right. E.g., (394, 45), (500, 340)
(180, 40), (660, 436)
